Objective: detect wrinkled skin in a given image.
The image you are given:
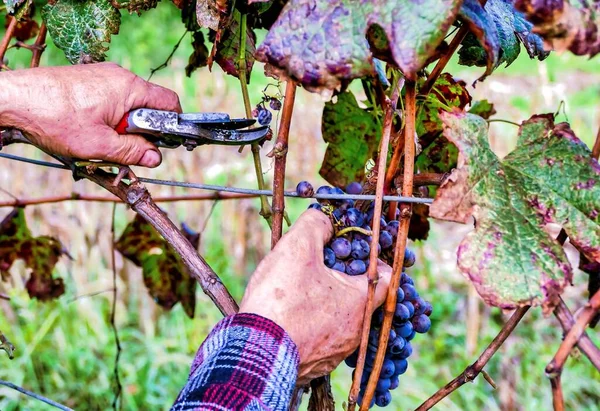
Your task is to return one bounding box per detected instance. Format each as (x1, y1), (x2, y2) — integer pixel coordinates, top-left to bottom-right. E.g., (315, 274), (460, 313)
(0, 63), (181, 167)
(240, 209), (392, 384)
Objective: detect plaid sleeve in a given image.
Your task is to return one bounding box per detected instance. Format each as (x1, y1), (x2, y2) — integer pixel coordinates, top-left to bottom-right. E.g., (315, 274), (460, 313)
(171, 313), (299, 411)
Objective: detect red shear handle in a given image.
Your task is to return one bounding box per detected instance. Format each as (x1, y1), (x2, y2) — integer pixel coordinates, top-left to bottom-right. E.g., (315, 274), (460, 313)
(115, 112), (131, 135)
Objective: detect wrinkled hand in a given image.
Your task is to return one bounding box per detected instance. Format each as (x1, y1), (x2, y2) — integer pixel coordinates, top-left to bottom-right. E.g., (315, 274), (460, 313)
(0, 63), (181, 167)
(240, 209), (392, 384)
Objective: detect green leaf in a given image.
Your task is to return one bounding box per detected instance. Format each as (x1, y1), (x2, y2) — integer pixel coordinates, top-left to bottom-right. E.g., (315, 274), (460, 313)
(3, 0), (26, 14)
(458, 0), (549, 79)
(515, 0), (600, 57)
(123, 0), (160, 14)
(42, 0), (121, 64)
(468, 99), (496, 119)
(212, 9), (256, 80)
(0, 208), (65, 301)
(256, 0), (462, 92)
(115, 214), (197, 318)
(430, 112), (600, 312)
(319, 91), (382, 188)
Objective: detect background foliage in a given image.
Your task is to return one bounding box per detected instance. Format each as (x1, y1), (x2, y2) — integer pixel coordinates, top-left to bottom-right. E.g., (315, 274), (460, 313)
(1, 0), (600, 409)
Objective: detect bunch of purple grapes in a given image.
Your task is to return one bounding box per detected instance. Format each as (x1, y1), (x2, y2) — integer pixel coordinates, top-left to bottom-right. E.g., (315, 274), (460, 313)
(296, 180), (433, 408)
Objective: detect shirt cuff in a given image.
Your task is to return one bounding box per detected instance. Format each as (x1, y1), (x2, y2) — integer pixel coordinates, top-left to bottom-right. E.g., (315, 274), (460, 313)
(172, 313), (299, 411)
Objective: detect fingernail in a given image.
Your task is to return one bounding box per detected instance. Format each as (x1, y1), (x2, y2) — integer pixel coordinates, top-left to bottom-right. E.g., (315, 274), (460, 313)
(139, 150), (161, 168)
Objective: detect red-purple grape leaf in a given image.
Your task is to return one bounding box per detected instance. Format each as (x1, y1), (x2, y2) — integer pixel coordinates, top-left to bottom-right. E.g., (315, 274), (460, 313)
(210, 9), (256, 80)
(0, 208), (65, 301)
(319, 91), (382, 188)
(515, 0), (600, 57)
(186, 31), (210, 77)
(431, 112), (600, 312)
(255, 0), (462, 92)
(115, 214), (197, 318)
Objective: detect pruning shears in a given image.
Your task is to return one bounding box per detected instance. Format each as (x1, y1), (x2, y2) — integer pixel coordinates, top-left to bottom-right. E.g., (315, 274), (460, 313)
(116, 108), (269, 151)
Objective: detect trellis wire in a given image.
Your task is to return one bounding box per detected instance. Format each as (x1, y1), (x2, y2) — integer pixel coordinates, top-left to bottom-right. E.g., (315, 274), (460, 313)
(0, 152), (434, 204)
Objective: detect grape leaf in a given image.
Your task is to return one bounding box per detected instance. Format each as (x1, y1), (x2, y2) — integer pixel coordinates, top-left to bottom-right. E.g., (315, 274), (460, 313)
(256, 0), (462, 92)
(430, 112), (600, 312)
(0, 208), (65, 301)
(515, 0), (600, 57)
(186, 31), (210, 76)
(196, 0), (231, 31)
(211, 9), (256, 80)
(458, 0), (549, 79)
(468, 99), (496, 119)
(42, 0), (121, 64)
(115, 214), (197, 318)
(319, 91), (382, 188)
(124, 0), (160, 14)
(3, 0), (26, 14)
(7, 15), (39, 41)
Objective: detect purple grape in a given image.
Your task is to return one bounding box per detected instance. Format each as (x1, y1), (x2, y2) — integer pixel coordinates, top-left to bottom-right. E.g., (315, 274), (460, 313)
(316, 185), (333, 204)
(380, 217), (388, 229)
(389, 375), (399, 390)
(398, 342), (412, 359)
(413, 297), (427, 316)
(403, 301), (415, 317)
(379, 231), (393, 249)
(296, 181), (314, 198)
(386, 220), (399, 237)
(346, 259), (367, 275)
(308, 203), (322, 210)
(358, 392), (375, 408)
(406, 330), (416, 341)
(343, 208), (365, 227)
(404, 248), (416, 267)
(269, 97), (282, 111)
(332, 208), (345, 222)
(332, 260), (346, 273)
(396, 286), (405, 303)
(389, 336), (406, 355)
(375, 390), (392, 407)
(396, 321), (413, 338)
(401, 272), (414, 285)
(345, 350), (358, 368)
(339, 199), (355, 211)
(376, 378), (391, 392)
(372, 308), (384, 326)
(381, 359), (395, 379)
(351, 239), (370, 260)
(324, 247), (336, 268)
(413, 314), (431, 333)
(392, 358), (408, 375)
(346, 182), (363, 194)
(401, 284), (418, 301)
(257, 107), (272, 125)
(394, 303), (410, 322)
(423, 301), (433, 316)
(331, 237), (351, 259)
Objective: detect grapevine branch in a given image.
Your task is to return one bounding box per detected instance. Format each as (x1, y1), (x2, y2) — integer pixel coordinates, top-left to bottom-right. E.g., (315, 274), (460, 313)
(553, 298), (600, 370)
(362, 80), (418, 409)
(30, 23), (47, 68)
(0, 292), (9, 300)
(546, 289), (600, 375)
(270, 81), (296, 248)
(415, 306), (530, 411)
(148, 30), (188, 81)
(0, 16), (17, 63)
(0, 379), (73, 411)
(238, 12), (272, 226)
(348, 84), (400, 411)
(71, 165), (239, 316)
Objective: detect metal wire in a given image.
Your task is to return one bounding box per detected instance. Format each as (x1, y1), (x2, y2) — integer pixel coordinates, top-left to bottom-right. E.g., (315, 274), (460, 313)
(0, 152), (434, 204)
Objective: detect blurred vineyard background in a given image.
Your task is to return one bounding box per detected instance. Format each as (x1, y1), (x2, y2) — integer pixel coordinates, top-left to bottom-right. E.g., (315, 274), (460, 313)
(1, 2), (599, 410)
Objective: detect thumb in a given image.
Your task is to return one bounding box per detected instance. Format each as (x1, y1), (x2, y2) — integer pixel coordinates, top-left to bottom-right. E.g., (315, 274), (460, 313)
(90, 128), (162, 167)
(373, 260), (393, 309)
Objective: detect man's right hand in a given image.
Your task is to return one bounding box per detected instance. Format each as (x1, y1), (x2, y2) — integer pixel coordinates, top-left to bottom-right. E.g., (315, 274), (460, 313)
(0, 62), (181, 167)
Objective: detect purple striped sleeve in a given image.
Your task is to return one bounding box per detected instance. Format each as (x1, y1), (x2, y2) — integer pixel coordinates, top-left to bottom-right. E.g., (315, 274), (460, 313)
(171, 313), (299, 411)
